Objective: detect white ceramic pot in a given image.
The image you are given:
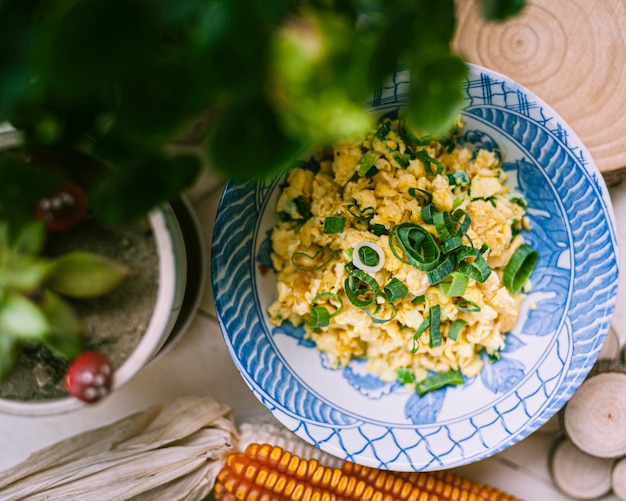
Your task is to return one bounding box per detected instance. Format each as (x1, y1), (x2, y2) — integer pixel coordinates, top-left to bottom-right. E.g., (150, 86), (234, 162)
(0, 127), (192, 416)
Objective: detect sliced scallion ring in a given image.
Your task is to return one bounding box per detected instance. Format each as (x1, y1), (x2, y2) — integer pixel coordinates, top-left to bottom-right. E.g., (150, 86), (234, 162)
(416, 150), (444, 176)
(383, 278), (408, 302)
(310, 292), (343, 318)
(447, 319), (467, 341)
(503, 243), (539, 294)
(426, 253), (456, 284)
(307, 306), (330, 328)
(344, 268), (380, 308)
(457, 300), (481, 313)
(408, 187), (432, 204)
(439, 271), (469, 297)
(362, 297), (397, 324)
(389, 223), (440, 271)
(396, 367), (415, 385)
(323, 216), (345, 234)
(456, 246), (492, 283)
(291, 247), (335, 271)
(352, 241), (385, 273)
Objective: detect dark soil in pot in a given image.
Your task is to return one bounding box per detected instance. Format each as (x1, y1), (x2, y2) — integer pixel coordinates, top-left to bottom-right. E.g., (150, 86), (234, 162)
(0, 217), (159, 402)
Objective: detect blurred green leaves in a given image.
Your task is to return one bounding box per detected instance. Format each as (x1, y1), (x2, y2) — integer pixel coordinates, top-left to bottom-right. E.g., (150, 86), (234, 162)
(0, 0), (524, 221)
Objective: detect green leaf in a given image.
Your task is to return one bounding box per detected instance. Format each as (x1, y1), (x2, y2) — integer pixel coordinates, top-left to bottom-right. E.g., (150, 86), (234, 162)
(0, 330), (19, 381)
(46, 251), (130, 298)
(40, 291), (84, 359)
(207, 94), (304, 180)
(407, 55), (468, 135)
(481, 0), (526, 21)
(1, 257), (53, 292)
(0, 292), (50, 340)
(92, 153), (201, 224)
(12, 220), (46, 257)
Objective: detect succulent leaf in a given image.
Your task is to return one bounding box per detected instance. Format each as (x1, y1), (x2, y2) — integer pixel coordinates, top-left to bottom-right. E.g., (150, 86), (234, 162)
(0, 292), (50, 340)
(40, 291), (84, 359)
(1, 257), (53, 292)
(12, 220), (46, 257)
(46, 251), (130, 298)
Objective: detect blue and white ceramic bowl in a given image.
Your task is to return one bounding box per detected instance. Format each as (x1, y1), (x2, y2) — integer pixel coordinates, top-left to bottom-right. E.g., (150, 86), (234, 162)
(211, 64), (619, 471)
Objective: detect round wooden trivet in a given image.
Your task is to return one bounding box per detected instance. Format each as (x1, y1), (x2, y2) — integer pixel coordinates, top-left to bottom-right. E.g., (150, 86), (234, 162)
(454, 0), (626, 185)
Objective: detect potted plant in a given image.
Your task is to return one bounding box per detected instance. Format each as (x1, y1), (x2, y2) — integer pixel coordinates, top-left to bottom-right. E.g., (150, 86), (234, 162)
(0, 0), (523, 412)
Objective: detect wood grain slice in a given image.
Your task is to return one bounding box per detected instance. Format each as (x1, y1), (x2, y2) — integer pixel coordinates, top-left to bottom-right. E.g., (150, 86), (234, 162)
(562, 361), (626, 458)
(612, 456), (626, 501)
(598, 326), (622, 360)
(453, 0), (626, 185)
(549, 437), (614, 500)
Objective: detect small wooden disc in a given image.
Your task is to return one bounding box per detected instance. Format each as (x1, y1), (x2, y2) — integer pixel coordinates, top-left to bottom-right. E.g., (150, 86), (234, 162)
(453, 0), (626, 185)
(549, 437), (614, 500)
(562, 364), (626, 458)
(612, 457), (626, 501)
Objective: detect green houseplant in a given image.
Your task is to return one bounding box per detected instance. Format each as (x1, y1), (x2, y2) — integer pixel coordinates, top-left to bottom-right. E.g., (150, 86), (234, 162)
(0, 0), (524, 408)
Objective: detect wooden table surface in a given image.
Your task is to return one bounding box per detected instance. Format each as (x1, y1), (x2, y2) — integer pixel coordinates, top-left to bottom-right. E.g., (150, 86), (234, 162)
(454, 0), (626, 185)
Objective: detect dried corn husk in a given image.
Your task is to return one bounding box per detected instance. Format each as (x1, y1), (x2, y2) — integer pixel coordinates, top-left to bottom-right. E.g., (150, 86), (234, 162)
(0, 395), (238, 501)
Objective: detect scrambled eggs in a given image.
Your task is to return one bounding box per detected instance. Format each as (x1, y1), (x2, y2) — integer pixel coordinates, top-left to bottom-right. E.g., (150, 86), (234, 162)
(268, 116), (531, 387)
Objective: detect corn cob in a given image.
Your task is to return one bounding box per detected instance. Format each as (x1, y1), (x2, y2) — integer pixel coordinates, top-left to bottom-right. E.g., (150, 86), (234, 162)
(213, 443), (523, 501)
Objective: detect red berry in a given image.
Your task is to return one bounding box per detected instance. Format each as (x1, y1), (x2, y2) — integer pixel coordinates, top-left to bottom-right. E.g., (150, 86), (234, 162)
(64, 351), (114, 403)
(34, 181), (89, 232)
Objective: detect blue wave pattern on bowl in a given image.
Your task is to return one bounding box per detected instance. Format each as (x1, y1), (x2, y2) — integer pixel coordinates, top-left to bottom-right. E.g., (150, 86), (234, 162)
(211, 64), (619, 470)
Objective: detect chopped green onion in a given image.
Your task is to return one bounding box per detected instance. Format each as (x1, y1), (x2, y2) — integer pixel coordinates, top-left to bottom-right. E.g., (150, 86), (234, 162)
(344, 268), (380, 308)
(397, 367), (415, 385)
(439, 272), (469, 297)
(441, 235), (463, 254)
(307, 307), (330, 328)
(451, 209), (471, 234)
(389, 223), (440, 271)
(348, 204), (376, 223)
(323, 216), (345, 234)
(401, 121), (432, 145)
(426, 253), (456, 284)
(411, 295), (426, 304)
(356, 150), (380, 175)
(294, 196), (312, 220)
(447, 319), (467, 341)
(358, 246), (380, 266)
(412, 317), (429, 353)
(509, 195), (528, 209)
(365, 166), (379, 178)
(457, 300), (481, 313)
(433, 210), (457, 242)
(447, 170), (470, 186)
(452, 196), (464, 210)
(393, 153), (410, 169)
(503, 243), (539, 294)
(375, 121), (392, 140)
(310, 292), (343, 318)
(352, 241), (385, 273)
(428, 305), (442, 348)
(415, 370), (463, 396)
(291, 247), (335, 271)
(384, 278), (408, 302)
(420, 204), (437, 224)
(416, 150), (444, 176)
(456, 246), (492, 283)
(362, 297), (397, 324)
(408, 188), (433, 204)
(371, 223), (386, 236)
(439, 136), (456, 153)
(487, 349), (501, 363)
